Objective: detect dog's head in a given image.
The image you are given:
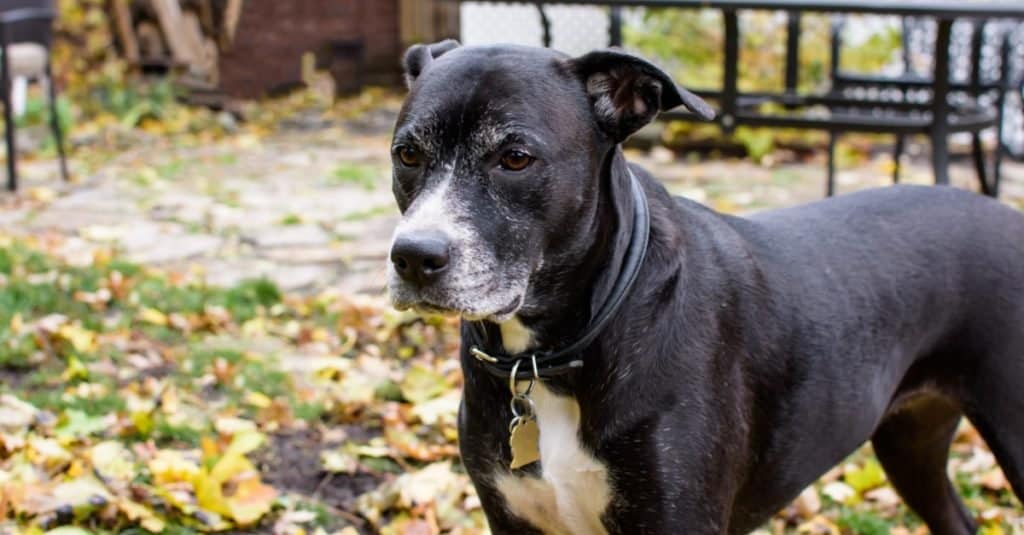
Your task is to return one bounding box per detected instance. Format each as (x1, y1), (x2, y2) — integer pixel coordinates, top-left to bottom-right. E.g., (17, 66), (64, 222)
(387, 41), (712, 322)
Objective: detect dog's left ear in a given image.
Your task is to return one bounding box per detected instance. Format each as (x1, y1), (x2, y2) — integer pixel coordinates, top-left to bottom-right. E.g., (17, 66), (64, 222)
(403, 39), (461, 88)
(569, 49), (715, 142)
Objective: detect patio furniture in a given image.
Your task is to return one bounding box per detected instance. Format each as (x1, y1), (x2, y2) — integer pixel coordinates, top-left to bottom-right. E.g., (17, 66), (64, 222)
(0, 0), (67, 192)
(459, 0), (1024, 198)
(830, 16), (1022, 195)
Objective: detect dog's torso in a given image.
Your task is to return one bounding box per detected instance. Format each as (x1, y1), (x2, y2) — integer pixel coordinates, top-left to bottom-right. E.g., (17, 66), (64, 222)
(458, 174), (1024, 534)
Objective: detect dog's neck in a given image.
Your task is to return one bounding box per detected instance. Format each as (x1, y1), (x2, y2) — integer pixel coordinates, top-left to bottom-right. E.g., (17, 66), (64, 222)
(488, 147), (640, 357)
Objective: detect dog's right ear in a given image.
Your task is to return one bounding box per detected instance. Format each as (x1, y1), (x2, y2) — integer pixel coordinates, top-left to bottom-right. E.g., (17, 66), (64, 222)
(568, 49), (714, 142)
(403, 39), (461, 88)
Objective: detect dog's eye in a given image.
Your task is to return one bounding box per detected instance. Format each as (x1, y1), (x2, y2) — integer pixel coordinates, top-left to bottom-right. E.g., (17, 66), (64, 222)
(499, 150), (534, 172)
(395, 145), (421, 167)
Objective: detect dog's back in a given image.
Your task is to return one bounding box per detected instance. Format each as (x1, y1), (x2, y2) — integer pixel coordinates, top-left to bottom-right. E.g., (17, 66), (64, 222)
(742, 184), (1024, 348)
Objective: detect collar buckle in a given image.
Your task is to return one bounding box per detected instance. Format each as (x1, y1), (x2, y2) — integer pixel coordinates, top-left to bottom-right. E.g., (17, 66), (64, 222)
(470, 346), (498, 363)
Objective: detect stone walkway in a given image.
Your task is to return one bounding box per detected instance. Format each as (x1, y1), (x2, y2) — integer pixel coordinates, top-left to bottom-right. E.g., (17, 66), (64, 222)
(3, 106), (1023, 297)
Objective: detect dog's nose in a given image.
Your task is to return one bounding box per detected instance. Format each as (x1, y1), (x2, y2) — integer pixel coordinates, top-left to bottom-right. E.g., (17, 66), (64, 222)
(390, 231), (451, 285)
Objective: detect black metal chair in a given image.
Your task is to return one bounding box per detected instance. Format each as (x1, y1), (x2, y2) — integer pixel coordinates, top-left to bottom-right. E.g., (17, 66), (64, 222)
(829, 16), (1018, 196)
(0, 0), (67, 192)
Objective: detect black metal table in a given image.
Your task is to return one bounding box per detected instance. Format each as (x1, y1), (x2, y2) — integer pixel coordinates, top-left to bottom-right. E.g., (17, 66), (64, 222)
(463, 0), (1024, 196)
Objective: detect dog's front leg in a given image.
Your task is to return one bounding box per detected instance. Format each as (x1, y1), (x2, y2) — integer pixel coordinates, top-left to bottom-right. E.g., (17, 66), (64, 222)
(469, 475), (547, 535)
(458, 398), (547, 534)
(600, 480), (733, 535)
(597, 419), (741, 535)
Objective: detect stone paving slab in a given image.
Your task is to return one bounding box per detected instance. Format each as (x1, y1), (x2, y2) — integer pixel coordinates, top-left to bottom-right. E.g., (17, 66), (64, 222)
(243, 224), (331, 249)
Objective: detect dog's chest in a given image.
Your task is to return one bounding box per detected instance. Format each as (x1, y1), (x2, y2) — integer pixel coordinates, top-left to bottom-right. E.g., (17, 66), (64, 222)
(494, 383), (612, 535)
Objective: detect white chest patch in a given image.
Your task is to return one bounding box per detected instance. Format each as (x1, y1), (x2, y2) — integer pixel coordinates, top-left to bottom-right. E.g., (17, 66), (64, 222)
(494, 319), (611, 535)
(495, 384), (612, 535)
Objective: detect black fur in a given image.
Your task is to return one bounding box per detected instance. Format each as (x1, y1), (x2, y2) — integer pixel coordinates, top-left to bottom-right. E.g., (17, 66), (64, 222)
(391, 42), (1024, 534)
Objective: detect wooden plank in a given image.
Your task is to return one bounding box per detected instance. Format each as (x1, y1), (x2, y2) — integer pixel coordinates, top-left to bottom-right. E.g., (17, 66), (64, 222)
(221, 0), (243, 48)
(110, 0), (140, 63)
(150, 0), (193, 64)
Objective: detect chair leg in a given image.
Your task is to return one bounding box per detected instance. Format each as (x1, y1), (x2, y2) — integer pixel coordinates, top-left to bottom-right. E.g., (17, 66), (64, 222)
(45, 65), (68, 182)
(1, 83), (14, 191)
(993, 138), (1003, 198)
(826, 131), (838, 197)
(0, 39), (14, 192)
(971, 133), (991, 196)
(931, 131), (950, 186)
(993, 103), (1006, 198)
(893, 135), (905, 184)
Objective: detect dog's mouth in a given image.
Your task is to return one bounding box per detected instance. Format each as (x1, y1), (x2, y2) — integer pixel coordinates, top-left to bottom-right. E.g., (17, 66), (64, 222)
(463, 295), (523, 322)
(396, 295), (523, 323)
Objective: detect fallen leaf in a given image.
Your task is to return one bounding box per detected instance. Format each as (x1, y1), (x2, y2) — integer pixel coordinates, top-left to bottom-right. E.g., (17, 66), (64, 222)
(843, 459), (886, 493)
(400, 365), (448, 404)
(821, 481), (856, 504)
(793, 486), (821, 518)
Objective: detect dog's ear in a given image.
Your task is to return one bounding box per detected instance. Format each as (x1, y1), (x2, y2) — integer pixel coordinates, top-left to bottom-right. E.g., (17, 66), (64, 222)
(569, 49), (715, 142)
(403, 39), (461, 87)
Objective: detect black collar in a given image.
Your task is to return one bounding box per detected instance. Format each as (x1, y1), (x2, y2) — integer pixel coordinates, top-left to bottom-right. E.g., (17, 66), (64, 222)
(465, 170), (651, 380)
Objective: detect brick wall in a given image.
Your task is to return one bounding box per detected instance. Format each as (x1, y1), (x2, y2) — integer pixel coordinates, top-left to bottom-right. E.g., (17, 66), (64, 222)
(218, 0), (401, 98)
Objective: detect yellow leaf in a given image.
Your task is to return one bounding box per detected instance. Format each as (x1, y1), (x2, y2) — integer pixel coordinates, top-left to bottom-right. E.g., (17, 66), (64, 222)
(209, 452), (256, 485)
(244, 391), (273, 409)
(148, 450), (200, 485)
(843, 459), (886, 493)
(310, 327), (329, 342)
(57, 324), (97, 353)
(65, 459), (86, 478)
(139, 307), (168, 326)
(61, 356), (89, 382)
(224, 430), (266, 458)
(399, 365), (448, 404)
(130, 410), (153, 436)
(195, 455), (255, 517)
(195, 430), (269, 518)
(201, 436), (220, 458)
(194, 472), (228, 517)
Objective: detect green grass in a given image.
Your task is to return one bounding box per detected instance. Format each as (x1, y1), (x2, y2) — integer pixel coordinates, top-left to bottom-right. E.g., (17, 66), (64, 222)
(837, 508), (892, 535)
(279, 213), (304, 225)
(329, 163), (380, 190)
(339, 204), (394, 223)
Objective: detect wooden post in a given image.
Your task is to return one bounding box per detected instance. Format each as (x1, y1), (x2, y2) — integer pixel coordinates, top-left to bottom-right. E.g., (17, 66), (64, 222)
(399, 0), (459, 48)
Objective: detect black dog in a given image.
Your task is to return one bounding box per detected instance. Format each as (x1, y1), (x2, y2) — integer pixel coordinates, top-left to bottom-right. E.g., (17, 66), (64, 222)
(386, 40), (1024, 534)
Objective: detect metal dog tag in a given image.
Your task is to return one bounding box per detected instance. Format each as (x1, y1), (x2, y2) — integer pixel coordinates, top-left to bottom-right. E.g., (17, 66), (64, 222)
(509, 417), (540, 469)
